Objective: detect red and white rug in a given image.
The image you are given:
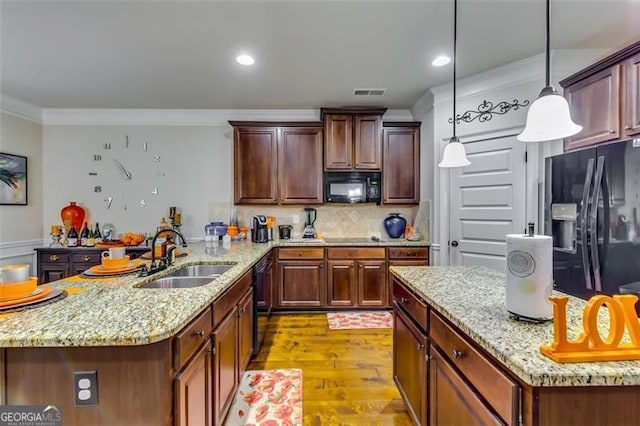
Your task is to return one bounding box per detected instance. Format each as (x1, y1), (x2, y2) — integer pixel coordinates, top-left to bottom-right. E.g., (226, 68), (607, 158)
(224, 368), (302, 426)
(326, 311), (393, 330)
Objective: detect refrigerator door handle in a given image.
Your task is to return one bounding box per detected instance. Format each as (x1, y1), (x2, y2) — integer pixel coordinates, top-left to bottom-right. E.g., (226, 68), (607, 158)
(581, 158), (595, 291)
(590, 156), (605, 293)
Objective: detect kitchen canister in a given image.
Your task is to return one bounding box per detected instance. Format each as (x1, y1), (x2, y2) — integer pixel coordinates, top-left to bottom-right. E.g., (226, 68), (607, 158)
(505, 223), (553, 322)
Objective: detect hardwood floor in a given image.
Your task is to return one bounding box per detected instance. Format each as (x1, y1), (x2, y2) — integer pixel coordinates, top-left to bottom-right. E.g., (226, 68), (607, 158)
(247, 313), (413, 425)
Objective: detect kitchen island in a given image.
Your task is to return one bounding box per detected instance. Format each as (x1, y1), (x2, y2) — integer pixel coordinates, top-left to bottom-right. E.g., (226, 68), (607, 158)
(390, 265), (640, 426)
(0, 238), (429, 425)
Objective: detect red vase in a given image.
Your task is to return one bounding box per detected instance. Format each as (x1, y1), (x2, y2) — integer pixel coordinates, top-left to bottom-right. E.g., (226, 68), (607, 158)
(61, 202), (85, 233)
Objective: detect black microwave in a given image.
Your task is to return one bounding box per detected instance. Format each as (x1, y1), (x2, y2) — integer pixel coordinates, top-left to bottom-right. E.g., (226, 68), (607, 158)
(324, 171), (381, 204)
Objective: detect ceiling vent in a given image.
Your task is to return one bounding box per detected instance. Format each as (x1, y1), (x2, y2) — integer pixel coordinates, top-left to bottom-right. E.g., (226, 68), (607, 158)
(353, 88), (386, 96)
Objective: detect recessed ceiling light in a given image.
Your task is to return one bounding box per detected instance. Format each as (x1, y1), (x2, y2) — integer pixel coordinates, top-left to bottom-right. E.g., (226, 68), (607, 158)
(236, 54), (255, 66)
(432, 55), (451, 67)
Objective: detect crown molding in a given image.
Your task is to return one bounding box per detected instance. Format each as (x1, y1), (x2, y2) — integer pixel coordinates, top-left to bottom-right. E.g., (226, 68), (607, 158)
(41, 108), (412, 125)
(0, 94), (43, 123)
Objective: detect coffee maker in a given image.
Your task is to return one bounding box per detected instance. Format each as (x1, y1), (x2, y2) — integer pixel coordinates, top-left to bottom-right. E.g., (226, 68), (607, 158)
(251, 216), (269, 243)
(303, 208), (317, 239)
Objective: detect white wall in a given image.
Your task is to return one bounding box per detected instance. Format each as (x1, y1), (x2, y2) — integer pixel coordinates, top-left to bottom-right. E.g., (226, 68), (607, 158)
(43, 124), (233, 241)
(0, 111), (44, 273)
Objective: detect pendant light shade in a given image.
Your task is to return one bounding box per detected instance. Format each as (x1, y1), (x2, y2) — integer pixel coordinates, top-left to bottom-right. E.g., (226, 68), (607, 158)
(439, 137), (471, 167)
(438, 0), (470, 168)
(517, 0), (582, 142)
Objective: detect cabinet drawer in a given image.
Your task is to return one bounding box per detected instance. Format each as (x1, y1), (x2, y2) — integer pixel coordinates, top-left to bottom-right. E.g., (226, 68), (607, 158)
(327, 247), (385, 259)
(71, 252), (101, 264)
(278, 248), (324, 260)
(388, 247), (428, 260)
(174, 307), (213, 370)
(392, 279), (427, 331)
(41, 253), (69, 263)
(429, 311), (519, 424)
(213, 271), (252, 326)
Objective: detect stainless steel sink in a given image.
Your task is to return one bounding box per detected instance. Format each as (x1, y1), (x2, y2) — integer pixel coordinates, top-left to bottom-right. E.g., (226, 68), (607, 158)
(139, 276), (217, 289)
(167, 264), (235, 277)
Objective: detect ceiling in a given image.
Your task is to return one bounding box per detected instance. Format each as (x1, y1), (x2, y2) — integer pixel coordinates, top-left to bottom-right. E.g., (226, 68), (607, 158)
(1, 0), (639, 110)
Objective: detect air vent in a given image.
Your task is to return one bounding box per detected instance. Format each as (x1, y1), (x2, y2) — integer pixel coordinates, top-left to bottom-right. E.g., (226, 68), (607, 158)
(353, 88), (387, 96)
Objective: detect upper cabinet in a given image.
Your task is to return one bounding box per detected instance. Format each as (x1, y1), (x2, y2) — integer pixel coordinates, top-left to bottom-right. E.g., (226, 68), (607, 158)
(561, 41), (640, 151)
(231, 121), (323, 205)
(321, 108), (387, 171)
(383, 122), (421, 204)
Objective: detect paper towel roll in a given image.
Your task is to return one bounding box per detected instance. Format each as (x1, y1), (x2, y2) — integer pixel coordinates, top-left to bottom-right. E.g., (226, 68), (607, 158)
(505, 234), (553, 321)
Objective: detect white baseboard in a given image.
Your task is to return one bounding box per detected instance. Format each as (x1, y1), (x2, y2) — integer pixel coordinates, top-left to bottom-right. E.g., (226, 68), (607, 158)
(0, 239), (45, 275)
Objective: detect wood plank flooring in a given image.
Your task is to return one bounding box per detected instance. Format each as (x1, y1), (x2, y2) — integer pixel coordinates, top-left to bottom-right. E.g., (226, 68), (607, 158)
(247, 313), (413, 425)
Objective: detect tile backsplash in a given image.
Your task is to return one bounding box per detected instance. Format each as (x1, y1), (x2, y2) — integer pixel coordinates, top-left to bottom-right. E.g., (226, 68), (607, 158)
(225, 203), (430, 241)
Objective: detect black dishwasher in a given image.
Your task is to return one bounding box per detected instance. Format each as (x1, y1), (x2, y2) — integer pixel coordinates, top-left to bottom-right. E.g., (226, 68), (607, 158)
(252, 253), (272, 355)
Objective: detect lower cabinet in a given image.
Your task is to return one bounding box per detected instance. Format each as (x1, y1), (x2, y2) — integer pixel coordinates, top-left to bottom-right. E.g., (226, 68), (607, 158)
(175, 342), (213, 426)
(238, 288), (254, 373)
(326, 248), (386, 308)
(212, 307), (239, 425)
(277, 248), (326, 307)
(393, 305), (428, 426)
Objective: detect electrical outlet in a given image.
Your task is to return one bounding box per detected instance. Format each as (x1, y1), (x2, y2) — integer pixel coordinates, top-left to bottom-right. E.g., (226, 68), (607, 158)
(74, 371), (98, 406)
(292, 215), (299, 224)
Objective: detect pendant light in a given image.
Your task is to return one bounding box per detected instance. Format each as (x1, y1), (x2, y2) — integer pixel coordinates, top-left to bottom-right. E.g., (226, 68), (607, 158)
(439, 0), (470, 168)
(517, 0), (581, 142)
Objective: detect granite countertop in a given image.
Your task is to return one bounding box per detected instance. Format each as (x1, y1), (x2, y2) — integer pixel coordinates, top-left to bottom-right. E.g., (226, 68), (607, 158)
(390, 265), (640, 387)
(0, 238), (427, 348)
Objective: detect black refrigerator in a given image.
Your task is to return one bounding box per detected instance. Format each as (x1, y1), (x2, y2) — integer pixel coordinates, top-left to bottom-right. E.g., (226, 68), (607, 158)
(544, 138), (640, 301)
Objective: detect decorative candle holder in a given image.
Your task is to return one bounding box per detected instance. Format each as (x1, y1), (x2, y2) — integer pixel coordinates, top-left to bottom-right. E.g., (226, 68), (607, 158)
(49, 232), (63, 247)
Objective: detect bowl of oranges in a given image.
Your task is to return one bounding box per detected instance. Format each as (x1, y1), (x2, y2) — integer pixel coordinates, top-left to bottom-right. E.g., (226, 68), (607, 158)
(121, 232), (146, 246)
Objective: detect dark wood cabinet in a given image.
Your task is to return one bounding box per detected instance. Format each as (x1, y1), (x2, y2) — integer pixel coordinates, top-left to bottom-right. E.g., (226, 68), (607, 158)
(321, 108), (386, 171)
(393, 302), (428, 426)
(278, 126), (323, 204)
(212, 306), (238, 425)
(232, 125), (278, 204)
(175, 342), (212, 426)
(429, 346), (501, 426)
(277, 260), (325, 308)
(238, 288), (254, 373)
(561, 40), (640, 150)
(624, 52), (640, 137)
(326, 248), (386, 308)
(327, 260), (357, 307)
(387, 247), (429, 306)
(231, 121), (323, 205)
(35, 247), (148, 284)
(383, 122), (420, 204)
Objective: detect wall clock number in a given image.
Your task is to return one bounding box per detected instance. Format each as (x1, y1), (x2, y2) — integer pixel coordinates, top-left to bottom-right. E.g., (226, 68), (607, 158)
(93, 154), (102, 161)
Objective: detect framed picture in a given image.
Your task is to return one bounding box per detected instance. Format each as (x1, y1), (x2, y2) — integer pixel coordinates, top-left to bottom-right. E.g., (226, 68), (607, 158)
(0, 152), (27, 205)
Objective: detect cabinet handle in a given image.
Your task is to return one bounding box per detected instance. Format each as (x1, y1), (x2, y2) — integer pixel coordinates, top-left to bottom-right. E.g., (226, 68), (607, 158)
(82, 255), (91, 262)
(625, 125), (632, 130)
(193, 330), (205, 338)
(400, 297), (408, 304)
(609, 129), (616, 134)
(319, 264), (324, 269)
(298, 252), (303, 256)
(49, 254), (59, 262)
(452, 348), (463, 359)
(416, 342), (424, 351)
(359, 264), (363, 268)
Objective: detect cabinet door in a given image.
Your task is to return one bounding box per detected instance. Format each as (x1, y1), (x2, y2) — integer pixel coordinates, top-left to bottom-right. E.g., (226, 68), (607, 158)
(429, 346), (502, 426)
(277, 260), (325, 307)
(565, 65), (622, 151)
(238, 288), (254, 373)
(324, 114), (353, 170)
(624, 53), (640, 137)
(357, 260), (386, 307)
(393, 306), (428, 426)
(327, 260), (357, 307)
(383, 124), (420, 204)
(212, 308), (238, 425)
(175, 342), (212, 426)
(70, 263), (95, 276)
(354, 114), (382, 170)
(234, 127), (278, 204)
(39, 265), (68, 284)
(278, 127), (323, 204)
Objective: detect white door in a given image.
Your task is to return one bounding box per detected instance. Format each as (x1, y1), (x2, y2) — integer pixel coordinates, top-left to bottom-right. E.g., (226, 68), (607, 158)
(449, 133), (527, 271)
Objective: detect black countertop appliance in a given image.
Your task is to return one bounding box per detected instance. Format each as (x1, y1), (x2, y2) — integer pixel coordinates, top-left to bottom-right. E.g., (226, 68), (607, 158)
(251, 215), (269, 243)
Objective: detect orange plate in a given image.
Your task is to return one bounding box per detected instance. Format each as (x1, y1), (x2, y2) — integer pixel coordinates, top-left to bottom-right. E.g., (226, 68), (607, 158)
(0, 285), (52, 307)
(0, 277), (37, 300)
(101, 255), (131, 269)
(89, 261), (142, 275)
